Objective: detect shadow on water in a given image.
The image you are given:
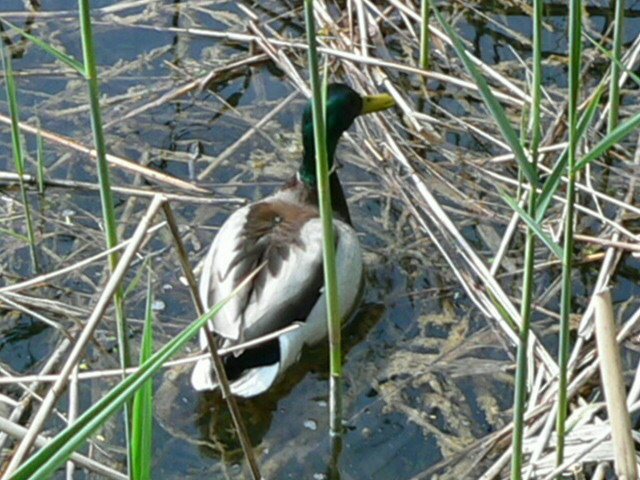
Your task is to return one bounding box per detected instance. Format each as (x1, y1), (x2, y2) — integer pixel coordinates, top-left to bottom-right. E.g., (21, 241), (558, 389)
(153, 301), (386, 471)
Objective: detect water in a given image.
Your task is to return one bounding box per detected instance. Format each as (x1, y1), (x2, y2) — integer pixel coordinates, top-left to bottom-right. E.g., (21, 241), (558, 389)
(2, 1), (640, 479)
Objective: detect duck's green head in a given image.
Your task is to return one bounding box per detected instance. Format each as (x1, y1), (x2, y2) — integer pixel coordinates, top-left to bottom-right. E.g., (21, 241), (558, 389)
(300, 83), (394, 185)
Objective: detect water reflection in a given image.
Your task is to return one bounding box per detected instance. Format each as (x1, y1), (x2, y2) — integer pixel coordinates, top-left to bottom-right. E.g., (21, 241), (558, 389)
(155, 301), (386, 473)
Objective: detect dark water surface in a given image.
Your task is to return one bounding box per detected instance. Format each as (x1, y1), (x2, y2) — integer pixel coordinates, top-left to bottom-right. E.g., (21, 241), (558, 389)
(2, 1), (640, 479)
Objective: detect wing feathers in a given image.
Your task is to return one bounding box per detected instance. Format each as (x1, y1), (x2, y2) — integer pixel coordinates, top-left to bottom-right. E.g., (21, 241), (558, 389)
(194, 197), (363, 396)
(199, 201), (326, 345)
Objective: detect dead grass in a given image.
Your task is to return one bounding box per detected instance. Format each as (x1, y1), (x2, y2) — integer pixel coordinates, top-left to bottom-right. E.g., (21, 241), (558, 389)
(1, 0), (640, 478)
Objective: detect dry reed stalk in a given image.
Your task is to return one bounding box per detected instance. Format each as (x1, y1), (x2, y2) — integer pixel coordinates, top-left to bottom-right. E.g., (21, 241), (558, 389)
(475, 168), (640, 241)
(378, 127), (559, 371)
(197, 91), (298, 180)
(160, 18), (529, 107)
(0, 113), (206, 193)
(0, 223), (165, 294)
(162, 201), (262, 479)
(0, 338), (71, 456)
(0, 171), (243, 203)
(594, 289), (638, 479)
(2, 194), (166, 477)
(0, 324), (301, 385)
(103, 53), (269, 129)
(0, 293), (67, 334)
(0, 417), (127, 480)
(0, 323), (301, 392)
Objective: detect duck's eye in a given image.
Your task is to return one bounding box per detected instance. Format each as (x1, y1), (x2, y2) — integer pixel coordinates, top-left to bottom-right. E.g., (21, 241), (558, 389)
(273, 215), (282, 224)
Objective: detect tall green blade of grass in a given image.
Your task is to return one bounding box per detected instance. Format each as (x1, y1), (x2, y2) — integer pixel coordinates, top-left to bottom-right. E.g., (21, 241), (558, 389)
(10, 267), (260, 480)
(77, 0), (132, 470)
(535, 85), (604, 221)
(608, 0), (625, 131)
(303, 0), (343, 435)
(510, 0), (542, 475)
(500, 190), (562, 258)
(0, 19), (84, 73)
(557, 0), (582, 465)
(587, 32), (640, 87)
(131, 274), (154, 480)
(574, 107), (640, 171)
(77, 0), (125, 355)
(432, 6), (539, 188)
(1, 44), (39, 273)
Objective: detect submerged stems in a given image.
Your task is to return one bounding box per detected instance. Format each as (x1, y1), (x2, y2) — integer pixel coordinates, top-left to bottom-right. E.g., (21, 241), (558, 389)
(303, 0), (343, 435)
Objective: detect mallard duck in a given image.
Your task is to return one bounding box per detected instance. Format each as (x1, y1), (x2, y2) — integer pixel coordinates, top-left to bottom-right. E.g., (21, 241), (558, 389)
(191, 83), (394, 397)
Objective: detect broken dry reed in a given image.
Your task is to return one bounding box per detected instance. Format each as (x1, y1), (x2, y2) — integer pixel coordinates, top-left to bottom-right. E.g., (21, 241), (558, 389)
(162, 201), (262, 479)
(594, 289), (638, 479)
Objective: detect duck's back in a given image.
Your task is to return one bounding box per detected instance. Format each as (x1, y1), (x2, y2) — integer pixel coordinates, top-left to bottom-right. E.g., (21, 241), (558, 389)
(192, 188), (364, 396)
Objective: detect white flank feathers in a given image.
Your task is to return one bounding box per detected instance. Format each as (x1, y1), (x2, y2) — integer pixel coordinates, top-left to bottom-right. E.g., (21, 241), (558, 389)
(191, 202), (363, 397)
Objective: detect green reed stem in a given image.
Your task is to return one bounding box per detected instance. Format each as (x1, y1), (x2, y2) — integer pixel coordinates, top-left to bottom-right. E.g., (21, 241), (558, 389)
(608, 0), (625, 132)
(536, 85), (604, 221)
(78, 0), (131, 471)
(419, 0), (430, 69)
(78, 0), (129, 369)
(78, 0), (119, 283)
(1, 45), (39, 274)
(304, 0), (343, 436)
(131, 273), (154, 480)
(510, 0), (542, 477)
(432, 5), (539, 188)
(557, 0), (581, 467)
